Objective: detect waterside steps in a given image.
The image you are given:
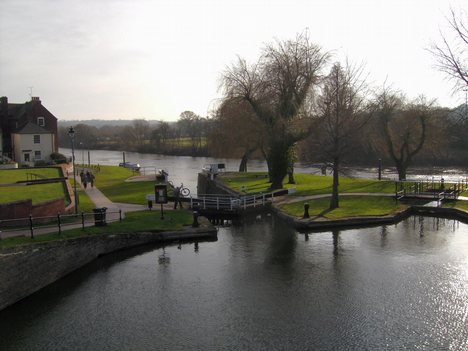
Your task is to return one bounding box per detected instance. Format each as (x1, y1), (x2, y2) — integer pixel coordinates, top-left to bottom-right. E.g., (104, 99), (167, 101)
(395, 179), (467, 204)
(189, 193), (273, 219)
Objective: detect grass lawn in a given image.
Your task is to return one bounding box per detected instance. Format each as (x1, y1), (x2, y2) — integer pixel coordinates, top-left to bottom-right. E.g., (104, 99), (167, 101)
(0, 210), (193, 249)
(220, 172), (395, 196)
(0, 167), (69, 205)
(280, 196), (408, 219)
(94, 165), (157, 204)
(442, 200), (468, 211)
(0, 167), (62, 184)
(76, 188), (96, 213)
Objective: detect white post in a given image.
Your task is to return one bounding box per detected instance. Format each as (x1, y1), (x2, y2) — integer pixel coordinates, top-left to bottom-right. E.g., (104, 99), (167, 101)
(203, 197), (206, 209)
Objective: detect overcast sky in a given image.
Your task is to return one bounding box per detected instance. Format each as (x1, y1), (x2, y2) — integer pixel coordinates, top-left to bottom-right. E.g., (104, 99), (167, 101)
(0, 0), (466, 121)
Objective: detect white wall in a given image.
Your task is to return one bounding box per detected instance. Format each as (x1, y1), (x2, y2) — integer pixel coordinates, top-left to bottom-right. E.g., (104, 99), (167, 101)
(12, 133), (54, 166)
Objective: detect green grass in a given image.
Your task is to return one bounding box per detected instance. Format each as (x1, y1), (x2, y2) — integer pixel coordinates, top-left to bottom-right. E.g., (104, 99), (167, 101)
(0, 210), (193, 249)
(442, 200), (468, 211)
(0, 167), (69, 205)
(0, 167), (62, 184)
(94, 165), (157, 205)
(76, 188), (96, 213)
(220, 172), (395, 196)
(281, 196), (408, 219)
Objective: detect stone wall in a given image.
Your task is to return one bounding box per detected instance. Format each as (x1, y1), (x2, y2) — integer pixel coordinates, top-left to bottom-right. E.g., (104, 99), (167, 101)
(0, 227), (216, 311)
(197, 173), (239, 196)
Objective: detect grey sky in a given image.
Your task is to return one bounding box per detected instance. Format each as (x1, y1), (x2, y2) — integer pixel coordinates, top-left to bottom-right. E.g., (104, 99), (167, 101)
(0, 0), (465, 121)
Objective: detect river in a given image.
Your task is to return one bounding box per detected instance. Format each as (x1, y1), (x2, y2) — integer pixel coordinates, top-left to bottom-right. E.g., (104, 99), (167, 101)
(0, 150), (467, 350)
(59, 148), (468, 195)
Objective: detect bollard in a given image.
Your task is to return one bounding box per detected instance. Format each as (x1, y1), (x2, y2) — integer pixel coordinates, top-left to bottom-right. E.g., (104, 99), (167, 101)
(148, 200), (153, 210)
(192, 211), (199, 227)
(303, 203), (310, 219)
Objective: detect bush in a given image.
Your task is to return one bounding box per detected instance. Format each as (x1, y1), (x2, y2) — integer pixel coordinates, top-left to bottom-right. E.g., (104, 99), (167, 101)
(34, 160), (48, 167)
(50, 152), (68, 164)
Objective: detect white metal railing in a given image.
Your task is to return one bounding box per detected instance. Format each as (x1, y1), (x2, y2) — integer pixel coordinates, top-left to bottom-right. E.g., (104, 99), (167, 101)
(189, 193), (272, 211)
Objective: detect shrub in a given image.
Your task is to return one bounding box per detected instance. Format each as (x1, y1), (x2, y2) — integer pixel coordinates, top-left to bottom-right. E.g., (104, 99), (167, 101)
(50, 152), (68, 164)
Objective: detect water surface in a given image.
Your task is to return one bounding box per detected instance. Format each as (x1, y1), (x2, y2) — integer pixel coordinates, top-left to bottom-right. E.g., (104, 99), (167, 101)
(1, 216), (467, 350)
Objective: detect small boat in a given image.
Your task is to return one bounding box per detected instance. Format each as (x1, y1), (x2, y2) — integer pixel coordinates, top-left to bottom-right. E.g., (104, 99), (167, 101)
(118, 162), (141, 171)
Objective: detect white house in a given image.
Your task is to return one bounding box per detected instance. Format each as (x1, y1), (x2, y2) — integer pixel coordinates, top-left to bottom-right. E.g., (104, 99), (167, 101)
(12, 122), (55, 166)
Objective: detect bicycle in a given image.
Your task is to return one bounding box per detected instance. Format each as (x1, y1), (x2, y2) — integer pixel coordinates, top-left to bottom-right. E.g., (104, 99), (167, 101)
(169, 181), (190, 197)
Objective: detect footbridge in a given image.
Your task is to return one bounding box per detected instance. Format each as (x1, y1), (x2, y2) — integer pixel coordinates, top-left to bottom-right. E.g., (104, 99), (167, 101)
(188, 193), (275, 219)
(395, 179), (467, 203)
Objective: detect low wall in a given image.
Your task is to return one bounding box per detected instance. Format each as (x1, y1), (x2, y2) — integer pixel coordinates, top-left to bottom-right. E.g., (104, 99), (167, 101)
(0, 198), (67, 222)
(0, 226), (216, 311)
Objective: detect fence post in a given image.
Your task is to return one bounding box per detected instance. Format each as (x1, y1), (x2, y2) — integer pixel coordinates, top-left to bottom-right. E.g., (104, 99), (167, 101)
(81, 212), (85, 230)
(253, 195), (256, 208)
(29, 215), (34, 239)
(217, 197), (219, 210)
(203, 197), (206, 210)
(57, 213), (62, 235)
(119, 209), (122, 222)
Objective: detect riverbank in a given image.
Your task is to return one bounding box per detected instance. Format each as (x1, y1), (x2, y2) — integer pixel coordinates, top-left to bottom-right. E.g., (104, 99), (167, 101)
(214, 172), (468, 230)
(0, 223), (216, 311)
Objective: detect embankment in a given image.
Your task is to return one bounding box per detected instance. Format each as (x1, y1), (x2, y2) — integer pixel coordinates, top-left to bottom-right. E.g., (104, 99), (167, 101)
(0, 226), (216, 311)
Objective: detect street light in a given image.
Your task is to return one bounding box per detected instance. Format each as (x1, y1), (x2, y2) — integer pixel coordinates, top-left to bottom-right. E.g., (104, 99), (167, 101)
(68, 127), (79, 214)
(80, 142), (84, 166)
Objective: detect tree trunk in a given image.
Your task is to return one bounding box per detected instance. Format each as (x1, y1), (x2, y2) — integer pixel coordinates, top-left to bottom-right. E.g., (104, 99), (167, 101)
(330, 158), (340, 209)
(267, 143), (289, 190)
(396, 162), (407, 181)
(238, 149), (255, 172)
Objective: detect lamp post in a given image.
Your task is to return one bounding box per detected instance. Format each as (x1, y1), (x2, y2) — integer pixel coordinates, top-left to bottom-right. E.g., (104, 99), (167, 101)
(80, 142), (84, 166)
(68, 127), (78, 214)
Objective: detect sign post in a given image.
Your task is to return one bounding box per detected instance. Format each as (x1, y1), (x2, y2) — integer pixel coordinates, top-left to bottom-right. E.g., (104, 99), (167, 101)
(155, 184), (168, 219)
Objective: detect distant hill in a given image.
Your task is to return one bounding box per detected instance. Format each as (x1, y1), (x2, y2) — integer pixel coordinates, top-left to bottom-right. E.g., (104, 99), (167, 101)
(58, 119), (173, 128)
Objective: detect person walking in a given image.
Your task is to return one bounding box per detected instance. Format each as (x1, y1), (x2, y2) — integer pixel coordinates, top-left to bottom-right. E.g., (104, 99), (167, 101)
(89, 172), (95, 188)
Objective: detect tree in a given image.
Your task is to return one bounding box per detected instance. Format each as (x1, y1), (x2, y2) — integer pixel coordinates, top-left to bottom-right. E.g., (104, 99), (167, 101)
(312, 62), (369, 209)
(373, 90), (430, 180)
(430, 8), (468, 91)
(221, 32), (328, 189)
(210, 98), (266, 171)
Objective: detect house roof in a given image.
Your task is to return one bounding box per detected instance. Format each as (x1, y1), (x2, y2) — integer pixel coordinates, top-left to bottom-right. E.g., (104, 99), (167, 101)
(14, 122), (52, 134)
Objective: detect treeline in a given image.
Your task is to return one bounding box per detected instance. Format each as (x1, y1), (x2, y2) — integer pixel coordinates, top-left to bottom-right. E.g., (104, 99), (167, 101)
(58, 111), (211, 156)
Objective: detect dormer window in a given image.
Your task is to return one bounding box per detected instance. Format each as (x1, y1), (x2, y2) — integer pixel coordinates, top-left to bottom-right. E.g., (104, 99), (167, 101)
(37, 117), (45, 127)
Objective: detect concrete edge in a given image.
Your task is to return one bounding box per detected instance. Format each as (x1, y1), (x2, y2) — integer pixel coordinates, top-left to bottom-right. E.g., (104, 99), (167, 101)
(272, 204), (468, 231)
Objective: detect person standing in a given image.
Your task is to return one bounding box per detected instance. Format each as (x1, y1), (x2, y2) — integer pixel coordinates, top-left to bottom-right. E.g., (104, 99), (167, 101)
(174, 186), (183, 209)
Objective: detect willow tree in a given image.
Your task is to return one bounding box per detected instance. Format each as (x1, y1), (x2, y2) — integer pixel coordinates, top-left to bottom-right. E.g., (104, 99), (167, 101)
(209, 98), (266, 172)
(221, 33), (328, 189)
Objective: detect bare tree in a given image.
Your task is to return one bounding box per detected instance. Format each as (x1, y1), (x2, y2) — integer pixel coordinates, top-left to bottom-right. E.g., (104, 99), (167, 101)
(312, 62), (369, 209)
(373, 90), (431, 180)
(430, 7), (468, 91)
(221, 32), (328, 189)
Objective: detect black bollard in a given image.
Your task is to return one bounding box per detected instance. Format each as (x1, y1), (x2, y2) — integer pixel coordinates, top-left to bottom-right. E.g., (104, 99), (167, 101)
(303, 203), (310, 219)
(192, 211), (199, 227)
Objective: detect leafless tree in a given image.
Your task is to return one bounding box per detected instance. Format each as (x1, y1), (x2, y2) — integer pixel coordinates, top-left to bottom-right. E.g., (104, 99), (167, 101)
(312, 62), (369, 209)
(430, 7), (468, 91)
(372, 90), (432, 180)
(221, 32), (328, 189)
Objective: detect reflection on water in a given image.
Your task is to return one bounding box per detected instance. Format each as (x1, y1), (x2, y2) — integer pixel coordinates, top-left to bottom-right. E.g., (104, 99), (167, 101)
(1, 216), (467, 350)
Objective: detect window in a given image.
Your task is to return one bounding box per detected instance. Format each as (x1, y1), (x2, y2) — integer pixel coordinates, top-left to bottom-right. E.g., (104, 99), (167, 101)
(34, 135), (40, 144)
(24, 153), (30, 162)
(37, 117), (45, 127)
(34, 151), (42, 160)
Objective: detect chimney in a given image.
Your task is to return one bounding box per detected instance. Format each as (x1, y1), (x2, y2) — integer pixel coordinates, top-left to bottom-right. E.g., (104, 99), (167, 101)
(31, 96), (41, 104)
